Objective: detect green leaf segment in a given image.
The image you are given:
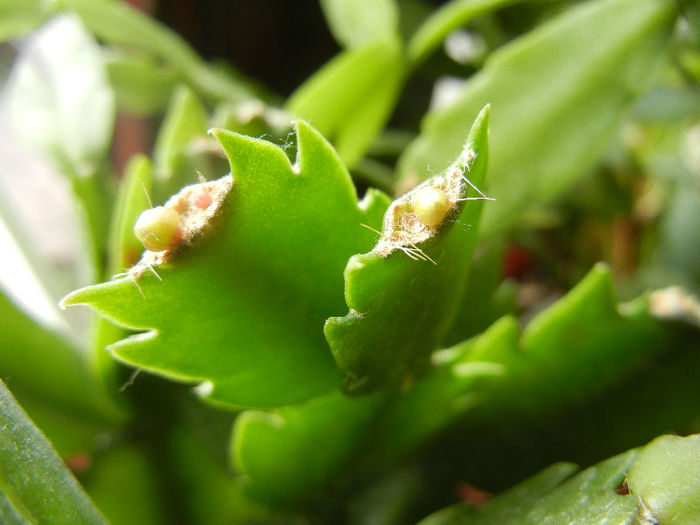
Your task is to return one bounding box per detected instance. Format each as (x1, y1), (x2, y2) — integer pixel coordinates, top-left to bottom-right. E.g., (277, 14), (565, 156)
(61, 121), (388, 409)
(440, 264), (675, 426)
(326, 105), (491, 394)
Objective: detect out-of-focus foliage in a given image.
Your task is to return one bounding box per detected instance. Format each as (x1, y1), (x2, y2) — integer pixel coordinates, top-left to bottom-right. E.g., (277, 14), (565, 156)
(0, 0), (698, 523)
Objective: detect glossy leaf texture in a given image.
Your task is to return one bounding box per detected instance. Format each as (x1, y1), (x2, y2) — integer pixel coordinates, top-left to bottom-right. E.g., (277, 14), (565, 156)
(0, 381), (108, 525)
(326, 105), (490, 394)
(61, 121), (390, 409)
(419, 434), (700, 525)
(399, 0), (678, 238)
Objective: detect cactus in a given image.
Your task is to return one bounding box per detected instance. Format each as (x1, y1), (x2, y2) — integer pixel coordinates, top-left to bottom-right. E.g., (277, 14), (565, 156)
(1, 0), (698, 523)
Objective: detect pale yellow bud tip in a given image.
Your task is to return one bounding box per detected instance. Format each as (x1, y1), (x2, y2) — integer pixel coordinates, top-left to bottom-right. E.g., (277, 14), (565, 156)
(413, 186), (449, 227)
(134, 206), (180, 252)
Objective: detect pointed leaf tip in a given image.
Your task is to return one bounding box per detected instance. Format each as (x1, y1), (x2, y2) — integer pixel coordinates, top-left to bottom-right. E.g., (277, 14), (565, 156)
(326, 108), (492, 393)
(475, 104), (490, 128)
(59, 285), (96, 310)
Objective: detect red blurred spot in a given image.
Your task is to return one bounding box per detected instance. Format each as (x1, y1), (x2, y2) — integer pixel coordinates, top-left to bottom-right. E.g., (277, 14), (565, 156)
(124, 0), (155, 12)
(65, 453), (91, 474)
(503, 243), (533, 279)
(457, 482), (492, 506)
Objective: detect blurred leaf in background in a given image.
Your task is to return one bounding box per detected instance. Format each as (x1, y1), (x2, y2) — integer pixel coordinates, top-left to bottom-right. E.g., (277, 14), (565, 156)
(0, 0), (698, 523)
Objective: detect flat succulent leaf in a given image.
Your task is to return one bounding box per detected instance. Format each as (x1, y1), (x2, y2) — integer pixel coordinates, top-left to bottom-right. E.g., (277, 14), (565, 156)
(548, 334), (700, 470)
(326, 105), (490, 394)
(627, 434), (700, 524)
(406, 0), (527, 68)
(320, 0), (399, 48)
(0, 380), (108, 525)
(370, 263), (692, 461)
(445, 264), (676, 424)
(6, 13), (115, 176)
(61, 121), (389, 408)
(286, 38), (403, 168)
(232, 390), (385, 507)
(232, 244), (502, 507)
(399, 0), (677, 238)
(397, 277), (700, 488)
(420, 434), (700, 525)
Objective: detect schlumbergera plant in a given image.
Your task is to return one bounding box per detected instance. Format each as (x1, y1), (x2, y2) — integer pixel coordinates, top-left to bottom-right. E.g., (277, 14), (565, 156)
(1, 0), (699, 524)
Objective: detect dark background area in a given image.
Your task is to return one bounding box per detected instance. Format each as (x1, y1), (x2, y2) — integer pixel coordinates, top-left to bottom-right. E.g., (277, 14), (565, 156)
(154, 1), (340, 96)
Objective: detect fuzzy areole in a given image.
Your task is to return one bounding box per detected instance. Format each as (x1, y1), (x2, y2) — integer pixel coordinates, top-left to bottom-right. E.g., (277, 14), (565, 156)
(122, 175), (234, 290)
(370, 147), (491, 264)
